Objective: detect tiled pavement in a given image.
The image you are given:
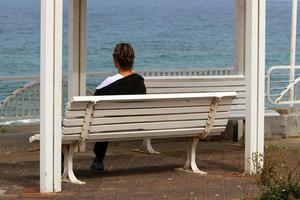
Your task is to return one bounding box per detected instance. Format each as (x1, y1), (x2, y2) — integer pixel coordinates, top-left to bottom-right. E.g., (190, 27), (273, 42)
(0, 139), (279, 200)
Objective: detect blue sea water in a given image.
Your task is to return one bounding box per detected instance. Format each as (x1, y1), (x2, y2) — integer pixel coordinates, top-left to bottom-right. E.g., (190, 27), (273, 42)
(0, 0), (299, 89)
(0, 0), (298, 75)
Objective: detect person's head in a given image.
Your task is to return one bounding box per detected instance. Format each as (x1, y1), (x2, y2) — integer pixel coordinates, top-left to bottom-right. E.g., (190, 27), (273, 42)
(113, 43), (135, 71)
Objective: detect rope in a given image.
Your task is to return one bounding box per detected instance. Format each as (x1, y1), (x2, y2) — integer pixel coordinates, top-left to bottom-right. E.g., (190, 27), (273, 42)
(77, 101), (96, 146)
(200, 97), (219, 139)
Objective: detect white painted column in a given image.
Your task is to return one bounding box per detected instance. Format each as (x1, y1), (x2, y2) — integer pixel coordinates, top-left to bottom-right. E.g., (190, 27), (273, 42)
(68, 0), (87, 100)
(234, 0), (246, 142)
(68, 0), (87, 152)
(40, 0), (63, 192)
(234, 0), (246, 75)
(244, 0), (265, 174)
(289, 0), (298, 106)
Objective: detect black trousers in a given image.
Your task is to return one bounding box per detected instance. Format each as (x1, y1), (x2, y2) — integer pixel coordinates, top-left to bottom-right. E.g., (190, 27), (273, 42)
(93, 142), (109, 162)
(62, 142), (109, 166)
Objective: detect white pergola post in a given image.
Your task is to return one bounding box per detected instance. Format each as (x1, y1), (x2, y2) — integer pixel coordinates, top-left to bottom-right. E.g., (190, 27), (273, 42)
(40, 0), (63, 192)
(68, 0), (87, 152)
(244, 0), (265, 173)
(234, 0), (246, 143)
(68, 0), (87, 100)
(235, 0), (246, 75)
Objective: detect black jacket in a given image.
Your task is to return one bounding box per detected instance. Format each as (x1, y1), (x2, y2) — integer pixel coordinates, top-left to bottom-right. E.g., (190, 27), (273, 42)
(94, 73), (146, 96)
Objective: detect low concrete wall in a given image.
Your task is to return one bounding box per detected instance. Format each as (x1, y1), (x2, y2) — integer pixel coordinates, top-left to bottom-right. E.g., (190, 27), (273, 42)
(265, 116), (285, 137)
(273, 108), (300, 137)
(0, 124), (39, 154)
(223, 111), (300, 141)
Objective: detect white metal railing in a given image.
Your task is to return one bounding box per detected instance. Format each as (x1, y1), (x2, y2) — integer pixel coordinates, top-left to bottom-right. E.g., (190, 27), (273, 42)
(0, 68), (232, 122)
(0, 81), (40, 120)
(266, 65), (300, 105)
(265, 0), (300, 106)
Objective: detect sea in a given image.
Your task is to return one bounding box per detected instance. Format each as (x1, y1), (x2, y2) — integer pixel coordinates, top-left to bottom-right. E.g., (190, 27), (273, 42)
(0, 0), (299, 100)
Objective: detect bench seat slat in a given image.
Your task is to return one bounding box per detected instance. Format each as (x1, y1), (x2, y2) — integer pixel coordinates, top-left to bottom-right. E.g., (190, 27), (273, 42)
(63, 112), (230, 127)
(230, 109), (280, 119)
(145, 81), (246, 87)
(62, 119), (229, 135)
(232, 98), (245, 105)
(65, 105), (234, 118)
(230, 105), (245, 111)
(145, 75), (245, 81)
(147, 87), (245, 94)
(72, 92), (237, 102)
(62, 126), (227, 143)
(67, 98), (235, 111)
(236, 92), (245, 98)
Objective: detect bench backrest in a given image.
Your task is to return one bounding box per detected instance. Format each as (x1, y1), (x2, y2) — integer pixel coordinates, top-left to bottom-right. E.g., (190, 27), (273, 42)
(145, 75), (245, 117)
(62, 92), (236, 144)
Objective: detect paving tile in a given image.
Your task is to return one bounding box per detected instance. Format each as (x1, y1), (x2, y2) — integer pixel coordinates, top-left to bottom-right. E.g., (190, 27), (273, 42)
(0, 140), (298, 199)
(224, 185), (243, 200)
(0, 189), (6, 196)
(168, 190), (190, 200)
(207, 188), (225, 200)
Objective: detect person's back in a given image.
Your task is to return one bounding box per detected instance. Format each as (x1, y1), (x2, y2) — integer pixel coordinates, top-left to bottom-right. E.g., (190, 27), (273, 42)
(94, 73), (145, 96)
(91, 43), (146, 173)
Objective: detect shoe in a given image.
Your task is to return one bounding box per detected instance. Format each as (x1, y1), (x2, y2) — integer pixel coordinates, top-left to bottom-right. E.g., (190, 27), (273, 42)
(90, 160), (104, 173)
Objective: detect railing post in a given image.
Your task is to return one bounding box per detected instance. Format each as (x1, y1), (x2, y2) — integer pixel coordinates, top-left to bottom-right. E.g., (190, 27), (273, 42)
(290, 0), (298, 107)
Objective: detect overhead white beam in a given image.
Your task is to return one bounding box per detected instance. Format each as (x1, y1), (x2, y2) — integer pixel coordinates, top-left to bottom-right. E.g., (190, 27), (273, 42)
(244, 0), (265, 174)
(40, 0), (63, 192)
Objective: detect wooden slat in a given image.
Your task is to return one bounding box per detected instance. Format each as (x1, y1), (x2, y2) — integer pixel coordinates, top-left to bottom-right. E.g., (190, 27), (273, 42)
(66, 97), (233, 111)
(31, 126), (227, 144)
(65, 104), (233, 118)
(230, 105), (245, 111)
(91, 119), (229, 133)
(145, 81), (245, 87)
(147, 87), (245, 94)
(72, 92), (237, 103)
(237, 92), (246, 98)
(232, 98), (245, 105)
(145, 75), (245, 81)
(230, 109), (279, 120)
(66, 106), (208, 118)
(62, 126), (227, 143)
(63, 111), (230, 127)
(62, 119), (228, 135)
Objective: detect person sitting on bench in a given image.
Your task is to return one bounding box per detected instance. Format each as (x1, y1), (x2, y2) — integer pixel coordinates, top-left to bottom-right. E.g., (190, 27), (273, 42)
(90, 43), (146, 173)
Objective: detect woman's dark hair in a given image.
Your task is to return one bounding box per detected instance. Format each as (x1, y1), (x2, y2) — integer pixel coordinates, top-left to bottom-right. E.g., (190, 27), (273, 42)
(113, 43), (135, 70)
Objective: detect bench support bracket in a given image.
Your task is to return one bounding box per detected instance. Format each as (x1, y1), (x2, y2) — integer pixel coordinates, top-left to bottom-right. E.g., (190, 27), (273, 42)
(133, 138), (161, 155)
(177, 97), (219, 175)
(61, 144), (85, 185)
(177, 137), (207, 174)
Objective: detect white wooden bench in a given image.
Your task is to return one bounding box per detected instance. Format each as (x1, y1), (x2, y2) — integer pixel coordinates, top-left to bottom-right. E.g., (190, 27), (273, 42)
(138, 75), (279, 153)
(145, 75), (279, 117)
(30, 92), (236, 184)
